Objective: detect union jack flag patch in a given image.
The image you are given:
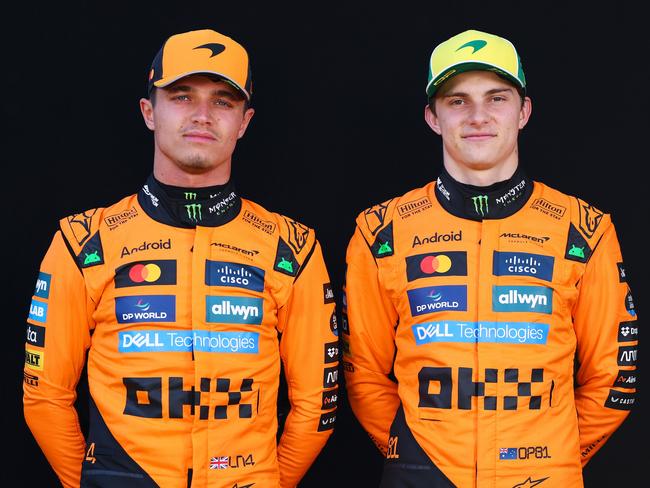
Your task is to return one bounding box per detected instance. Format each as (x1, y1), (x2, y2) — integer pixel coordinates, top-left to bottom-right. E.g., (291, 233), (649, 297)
(210, 456), (229, 470)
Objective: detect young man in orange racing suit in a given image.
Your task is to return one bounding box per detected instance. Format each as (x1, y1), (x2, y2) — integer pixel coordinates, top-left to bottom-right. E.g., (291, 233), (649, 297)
(23, 29), (338, 488)
(342, 30), (637, 487)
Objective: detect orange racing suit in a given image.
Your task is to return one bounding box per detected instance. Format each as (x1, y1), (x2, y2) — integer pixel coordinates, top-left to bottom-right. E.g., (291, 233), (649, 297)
(24, 175), (338, 487)
(343, 167), (637, 487)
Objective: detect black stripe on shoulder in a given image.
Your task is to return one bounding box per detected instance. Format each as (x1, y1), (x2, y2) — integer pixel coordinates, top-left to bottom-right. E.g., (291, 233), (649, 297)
(294, 239), (317, 282)
(58, 226), (83, 275)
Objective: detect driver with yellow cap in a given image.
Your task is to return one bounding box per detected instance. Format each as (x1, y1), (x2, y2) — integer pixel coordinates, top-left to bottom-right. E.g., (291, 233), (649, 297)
(342, 29), (636, 487)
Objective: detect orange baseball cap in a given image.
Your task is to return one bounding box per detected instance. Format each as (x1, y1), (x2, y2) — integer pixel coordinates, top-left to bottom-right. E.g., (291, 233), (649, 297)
(148, 29), (252, 100)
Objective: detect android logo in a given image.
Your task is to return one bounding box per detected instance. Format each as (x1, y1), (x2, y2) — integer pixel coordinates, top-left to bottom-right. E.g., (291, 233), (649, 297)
(568, 244), (585, 259)
(377, 241), (393, 255)
(277, 257), (293, 273)
(83, 250), (101, 265)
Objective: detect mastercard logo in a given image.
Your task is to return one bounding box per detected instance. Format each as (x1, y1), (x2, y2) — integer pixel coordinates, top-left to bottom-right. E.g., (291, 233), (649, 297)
(419, 254), (452, 274)
(128, 263), (162, 283)
(406, 251), (467, 282)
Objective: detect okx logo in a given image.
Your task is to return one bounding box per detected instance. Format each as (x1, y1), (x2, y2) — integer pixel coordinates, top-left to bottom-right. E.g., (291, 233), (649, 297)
(471, 195), (489, 216)
(493, 252), (554, 282)
(115, 295), (176, 323)
(406, 251), (467, 281)
(206, 296), (263, 324)
(492, 286), (553, 314)
(115, 260), (177, 288)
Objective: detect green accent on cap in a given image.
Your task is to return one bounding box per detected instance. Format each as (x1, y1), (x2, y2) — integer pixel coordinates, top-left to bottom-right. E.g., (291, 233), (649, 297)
(426, 30), (526, 98)
(456, 40), (487, 54)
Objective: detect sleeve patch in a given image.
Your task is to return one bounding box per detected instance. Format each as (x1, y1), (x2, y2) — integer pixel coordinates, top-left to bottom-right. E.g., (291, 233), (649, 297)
(67, 209), (99, 246)
(364, 199), (393, 235)
(371, 221), (394, 258)
(604, 389), (635, 410)
(284, 218), (310, 254)
(273, 237), (300, 277)
(565, 223), (592, 262)
(578, 201), (604, 238)
(78, 232), (105, 268)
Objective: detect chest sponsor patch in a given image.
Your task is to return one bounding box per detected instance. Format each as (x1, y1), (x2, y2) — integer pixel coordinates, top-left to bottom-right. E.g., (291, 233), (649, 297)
(492, 286), (553, 314)
(412, 321), (549, 345)
(406, 251), (467, 281)
(26, 324), (46, 347)
(25, 348), (44, 370)
(28, 299), (48, 323)
(115, 260), (177, 288)
(118, 330), (259, 354)
(206, 296), (263, 324)
(34, 272), (51, 299)
(407, 285), (467, 316)
(492, 251), (554, 281)
(115, 295), (176, 323)
(205, 260), (265, 292)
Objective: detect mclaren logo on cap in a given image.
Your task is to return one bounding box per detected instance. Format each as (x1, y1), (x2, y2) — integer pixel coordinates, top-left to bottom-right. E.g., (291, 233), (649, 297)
(194, 43), (226, 57)
(456, 40), (487, 54)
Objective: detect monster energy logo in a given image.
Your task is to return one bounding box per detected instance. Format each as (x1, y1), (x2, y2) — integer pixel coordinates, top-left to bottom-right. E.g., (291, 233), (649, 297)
(471, 195), (489, 216)
(185, 192), (197, 200)
(185, 203), (202, 221)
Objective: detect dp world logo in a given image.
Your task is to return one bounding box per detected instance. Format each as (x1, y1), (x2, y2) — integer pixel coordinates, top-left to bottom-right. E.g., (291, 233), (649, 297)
(407, 285), (467, 316)
(115, 295), (176, 323)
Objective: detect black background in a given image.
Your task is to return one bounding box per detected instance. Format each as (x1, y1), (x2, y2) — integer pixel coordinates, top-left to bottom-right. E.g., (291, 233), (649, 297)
(6, 2), (647, 486)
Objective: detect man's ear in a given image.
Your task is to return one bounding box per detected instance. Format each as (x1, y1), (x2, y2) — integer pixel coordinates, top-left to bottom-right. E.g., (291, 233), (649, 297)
(424, 103), (442, 135)
(140, 98), (155, 131)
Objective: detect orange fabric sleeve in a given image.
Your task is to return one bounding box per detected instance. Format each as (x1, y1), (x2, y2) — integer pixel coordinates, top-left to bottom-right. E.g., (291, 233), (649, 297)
(573, 222), (636, 465)
(276, 240), (337, 487)
(23, 231), (93, 487)
(343, 226), (399, 455)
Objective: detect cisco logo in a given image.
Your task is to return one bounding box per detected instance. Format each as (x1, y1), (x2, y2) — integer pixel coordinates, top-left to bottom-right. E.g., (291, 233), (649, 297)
(205, 261), (265, 292)
(493, 252), (554, 282)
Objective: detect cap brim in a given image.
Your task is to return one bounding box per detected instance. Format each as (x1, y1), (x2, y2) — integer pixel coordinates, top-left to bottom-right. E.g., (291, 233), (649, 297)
(153, 70), (250, 101)
(426, 61), (525, 98)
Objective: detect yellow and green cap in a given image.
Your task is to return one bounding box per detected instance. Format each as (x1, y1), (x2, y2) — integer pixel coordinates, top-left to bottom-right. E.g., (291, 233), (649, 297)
(426, 30), (525, 98)
(148, 29), (252, 100)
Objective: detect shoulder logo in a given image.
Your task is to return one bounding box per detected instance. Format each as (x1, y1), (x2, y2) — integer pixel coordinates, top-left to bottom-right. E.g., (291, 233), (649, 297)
(456, 39), (487, 54)
(364, 200), (392, 235)
(579, 202), (604, 238)
(242, 210), (276, 235)
(285, 218), (309, 254)
(104, 207), (138, 230)
(67, 209), (98, 246)
(530, 198), (566, 220)
(398, 197), (432, 219)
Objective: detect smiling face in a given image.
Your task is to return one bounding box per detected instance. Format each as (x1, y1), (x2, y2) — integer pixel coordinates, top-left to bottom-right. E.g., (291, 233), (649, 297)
(425, 71), (531, 179)
(140, 74), (254, 186)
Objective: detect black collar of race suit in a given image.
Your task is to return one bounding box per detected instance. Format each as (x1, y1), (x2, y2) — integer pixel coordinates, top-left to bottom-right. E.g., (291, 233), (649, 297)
(434, 166), (533, 221)
(137, 174), (242, 228)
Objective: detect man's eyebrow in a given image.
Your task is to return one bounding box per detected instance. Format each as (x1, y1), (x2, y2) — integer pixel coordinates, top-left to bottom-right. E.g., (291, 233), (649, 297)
(165, 85), (239, 100)
(442, 87), (514, 98)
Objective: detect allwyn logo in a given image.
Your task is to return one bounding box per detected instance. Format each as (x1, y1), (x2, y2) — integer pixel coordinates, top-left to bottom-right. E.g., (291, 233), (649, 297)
(206, 296), (263, 324)
(492, 286), (553, 314)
